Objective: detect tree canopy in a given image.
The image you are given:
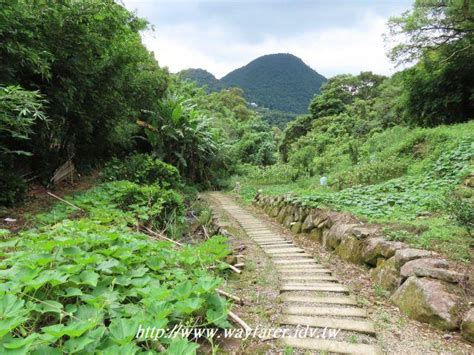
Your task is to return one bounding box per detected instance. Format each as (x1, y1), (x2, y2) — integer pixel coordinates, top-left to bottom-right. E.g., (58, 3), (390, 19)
(388, 0), (474, 65)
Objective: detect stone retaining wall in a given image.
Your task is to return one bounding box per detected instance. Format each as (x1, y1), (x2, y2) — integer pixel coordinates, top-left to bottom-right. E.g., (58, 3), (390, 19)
(253, 192), (473, 342)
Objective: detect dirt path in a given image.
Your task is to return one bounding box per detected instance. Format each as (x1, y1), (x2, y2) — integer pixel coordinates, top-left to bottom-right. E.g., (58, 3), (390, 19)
(207, 192), (473, 354)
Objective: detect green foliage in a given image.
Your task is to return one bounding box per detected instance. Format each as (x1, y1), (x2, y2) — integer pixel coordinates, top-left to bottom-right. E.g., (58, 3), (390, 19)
(279, 115), (314, 162)
(237, 124), (474, 261)
(0, 171), (27, 207)
(2, 176), (233, 352)
(147, 80), (278, 184)
(387, 0), (474, 125)
(102, 154), (181, 188)
(387, 0), (473, 65)
(286, 137), (471, 220)
(0, 0), (168, 178)
(279, 71), (387, 164)
(399, 47), (474, 126)
(0, 219), (230, 353)
(177, 69), (299, 128)
(178, 68), (223, 92)
(0, 85), (47, 157)
(333, 157), (409, 188)
(0, 85), (47, 205)
(37, 181), (185, 231)
(232, 119), (277, 166)
(254, 108), (298, 129)
(309, 72), (386, 119)
(445, 190), (474, 234)
(139, 93), (229, 186)
(233, 164), (300, 186)
(110, 182), (185, 230)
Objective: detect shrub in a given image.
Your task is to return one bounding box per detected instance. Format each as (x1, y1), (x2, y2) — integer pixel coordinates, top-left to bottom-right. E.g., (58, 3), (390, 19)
(97, 181), (185, 230)
(109, 181), (183, 227)
(0, 170), (27, 207)
(102, 154), (180, 188)
(237, 164), (300, 185)
(333, 157), (408, 188)
(288, 145), (317, 176)
(35, 181), (185, 231)
(446, 191), (474, 235)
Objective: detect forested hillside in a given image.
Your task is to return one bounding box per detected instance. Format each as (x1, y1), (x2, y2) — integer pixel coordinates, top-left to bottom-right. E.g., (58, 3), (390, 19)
(178, 68), (223, 92)
(180, 53), (327, 118)
(0, 0), (473, 352)
(221, 53), (327, 113)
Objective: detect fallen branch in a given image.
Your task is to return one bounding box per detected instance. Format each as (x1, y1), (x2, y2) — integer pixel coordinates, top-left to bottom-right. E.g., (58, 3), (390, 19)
(141, 226), (183, 247)
(220, 261), (241, 274)
(46, 192), (84, 211)
(228, 311), (252, 332)
(216, 289), (244, 305)
(234, 263), (245, 268)
(202, 225), (210, 239)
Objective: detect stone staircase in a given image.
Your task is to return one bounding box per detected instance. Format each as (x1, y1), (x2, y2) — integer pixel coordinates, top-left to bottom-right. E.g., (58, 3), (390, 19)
(212, 193), (382, 354)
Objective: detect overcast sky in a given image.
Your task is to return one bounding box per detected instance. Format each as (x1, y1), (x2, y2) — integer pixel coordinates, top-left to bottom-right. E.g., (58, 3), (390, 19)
(121, 0), (413, 79)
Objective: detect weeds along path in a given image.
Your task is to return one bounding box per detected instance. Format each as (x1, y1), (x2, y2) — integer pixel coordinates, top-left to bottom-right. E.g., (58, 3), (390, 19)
(210, 192), (381, 354)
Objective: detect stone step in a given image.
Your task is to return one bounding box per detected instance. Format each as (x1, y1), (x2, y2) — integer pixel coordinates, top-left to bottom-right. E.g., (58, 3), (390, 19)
(281, 284), (348, 292)
(282, 281), (344, 287)
(265, 248), (305, 254)
(284, 305), (367, 317)
(252, 236), (285, 240)
(257, 244), (293, 248)
(276, 266), (326, 271)
(258, 243), (294, 248)
(254, 239), (288, 244)
(249, 235), (278, 238)
(274, 259), (317, 265)
(270, 253), (313, 258)
(253, 237), (286, 241)
(280, 315), (376, 334)
(281, 294), (357, 305)
(277, 267), (331, 273)
(256, 238), (290, 241)
(279, 275), (338, 282)
(257, 242), (294, 247)
(252, 235), (284, 239)
(282, 337), (381, 355)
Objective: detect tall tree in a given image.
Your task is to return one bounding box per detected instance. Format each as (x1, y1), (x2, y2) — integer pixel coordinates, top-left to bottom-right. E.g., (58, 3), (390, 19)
(388, 0), (474, 65)
(387, 0), (474, 125)
(0, 0), (168, 177)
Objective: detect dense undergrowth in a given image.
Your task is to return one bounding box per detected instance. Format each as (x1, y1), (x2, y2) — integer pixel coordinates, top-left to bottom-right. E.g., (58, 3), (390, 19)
(234, 123), (474, 262)
(0, 157), (233, 354)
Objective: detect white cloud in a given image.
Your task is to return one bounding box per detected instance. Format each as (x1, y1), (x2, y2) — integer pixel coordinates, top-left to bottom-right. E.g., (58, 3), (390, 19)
(141, 15), (395, 78)
(123, 1), (403, 78)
